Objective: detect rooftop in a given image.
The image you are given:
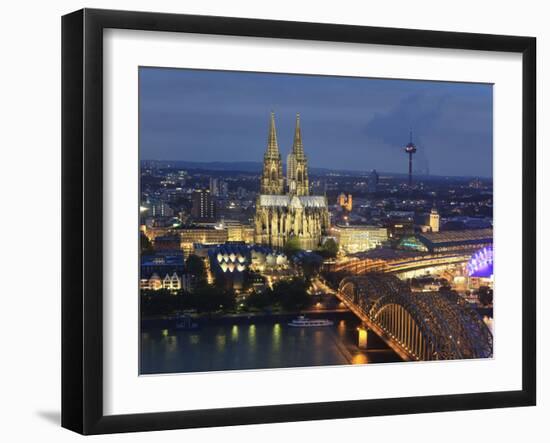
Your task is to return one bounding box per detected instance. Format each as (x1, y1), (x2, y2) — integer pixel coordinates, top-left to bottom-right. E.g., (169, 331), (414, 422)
(258, 194), (327, 208)
(419, 228), (493, 245)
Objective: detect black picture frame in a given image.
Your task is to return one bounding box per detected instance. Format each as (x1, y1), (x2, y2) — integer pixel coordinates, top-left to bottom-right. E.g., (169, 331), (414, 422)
(62, 8), (536, 435)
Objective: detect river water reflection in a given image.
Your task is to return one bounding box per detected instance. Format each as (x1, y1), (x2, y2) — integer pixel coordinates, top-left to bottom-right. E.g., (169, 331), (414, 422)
(141, 313), (401, 374)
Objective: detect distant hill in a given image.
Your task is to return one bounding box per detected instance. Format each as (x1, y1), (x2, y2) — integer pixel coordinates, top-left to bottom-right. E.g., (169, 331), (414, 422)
(142, 160), (372, 175)
(161, 161), (262, 172)
(140, 160), (490, 181)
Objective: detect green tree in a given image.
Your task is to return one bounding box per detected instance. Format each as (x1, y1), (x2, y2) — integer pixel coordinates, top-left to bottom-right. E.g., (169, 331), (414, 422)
(140, 289), (192, 317)
(140, 232), (154, 255)
(301, 258), (321, 281)
(185, 254), (206, 285)
(192, 285), (236, 312)
(245, 290), (275, 310)
(283, 236), (302, 257)
(271, 278), (310, 311)
(318, 238), (339, 258)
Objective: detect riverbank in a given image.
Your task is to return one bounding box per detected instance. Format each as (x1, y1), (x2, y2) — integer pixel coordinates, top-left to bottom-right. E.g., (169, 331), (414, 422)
(141, 309), (355, 329)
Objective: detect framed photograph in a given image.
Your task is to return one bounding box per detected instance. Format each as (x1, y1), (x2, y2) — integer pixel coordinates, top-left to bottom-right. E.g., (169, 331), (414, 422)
(62, 8), (536, 434)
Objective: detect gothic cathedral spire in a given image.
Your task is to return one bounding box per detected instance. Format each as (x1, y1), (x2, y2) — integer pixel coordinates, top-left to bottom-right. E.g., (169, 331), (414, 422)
(267, 111), (279, 157)
(292, 113), (305, 158)
(289, 113), (309, 196)
(261, 112), (284, 194)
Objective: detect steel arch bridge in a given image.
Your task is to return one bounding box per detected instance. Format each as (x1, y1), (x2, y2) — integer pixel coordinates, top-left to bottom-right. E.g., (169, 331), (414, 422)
(337, 274), (493, 361)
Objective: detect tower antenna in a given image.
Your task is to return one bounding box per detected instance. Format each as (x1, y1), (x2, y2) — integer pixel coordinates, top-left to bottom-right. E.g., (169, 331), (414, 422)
(404, 129), (417, 188)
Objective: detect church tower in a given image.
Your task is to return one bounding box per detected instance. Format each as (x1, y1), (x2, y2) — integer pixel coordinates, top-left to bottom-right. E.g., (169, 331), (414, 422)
(287, 114), (309, 196)
(260, 112), (284, 194)
(286, 151), (296, 192)
(429, 205), (440, 232)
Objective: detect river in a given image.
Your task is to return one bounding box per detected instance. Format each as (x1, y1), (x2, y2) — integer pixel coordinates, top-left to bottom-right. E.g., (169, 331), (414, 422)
(140, 312), (401, 374)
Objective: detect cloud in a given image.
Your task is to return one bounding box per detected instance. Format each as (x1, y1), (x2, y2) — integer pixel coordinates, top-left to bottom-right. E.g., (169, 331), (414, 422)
(362, 87), (493, 176)
(139, 68), (493, 177)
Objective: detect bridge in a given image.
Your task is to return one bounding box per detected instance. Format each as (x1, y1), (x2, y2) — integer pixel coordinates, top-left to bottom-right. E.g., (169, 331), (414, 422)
(335, 274), (493, 361)
(326, 251), (472, 277)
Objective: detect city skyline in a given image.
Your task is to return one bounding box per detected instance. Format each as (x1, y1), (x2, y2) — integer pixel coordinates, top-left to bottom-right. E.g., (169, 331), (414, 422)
(139, 67), (493, 178)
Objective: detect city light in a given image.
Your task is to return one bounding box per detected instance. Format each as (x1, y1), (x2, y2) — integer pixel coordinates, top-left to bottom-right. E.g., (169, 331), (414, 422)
(467, 246), (494, 278)
(139, 81), (494, 373)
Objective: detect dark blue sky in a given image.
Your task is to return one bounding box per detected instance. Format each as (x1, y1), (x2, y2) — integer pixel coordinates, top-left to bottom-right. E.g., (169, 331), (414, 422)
(139, 67), (493, 177)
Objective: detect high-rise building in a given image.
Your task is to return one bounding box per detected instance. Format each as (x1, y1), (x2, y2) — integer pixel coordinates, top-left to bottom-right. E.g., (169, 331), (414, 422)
(469, 178), (483, 189)
(144, 200), (174, 218)
(367, 169), (379, 193)
(209, 177), (228, 197)
(255, 113), (329, 250)
(209, 177), (219, 196)
(219, 181), (228, 197)
(191, 189), (215, 220)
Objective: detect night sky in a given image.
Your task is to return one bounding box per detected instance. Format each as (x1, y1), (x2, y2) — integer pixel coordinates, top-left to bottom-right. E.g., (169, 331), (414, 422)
(139, 67), (493, 178)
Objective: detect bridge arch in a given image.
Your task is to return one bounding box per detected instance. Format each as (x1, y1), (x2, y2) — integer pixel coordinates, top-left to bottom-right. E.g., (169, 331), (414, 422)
(338, 274), (492, 361)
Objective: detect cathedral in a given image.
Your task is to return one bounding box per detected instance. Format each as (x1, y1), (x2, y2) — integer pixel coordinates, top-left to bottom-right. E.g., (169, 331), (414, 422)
(254, 112), (329, 250)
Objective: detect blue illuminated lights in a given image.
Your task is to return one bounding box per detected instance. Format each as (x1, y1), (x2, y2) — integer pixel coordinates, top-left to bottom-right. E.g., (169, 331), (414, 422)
(467, 246), (494, 278)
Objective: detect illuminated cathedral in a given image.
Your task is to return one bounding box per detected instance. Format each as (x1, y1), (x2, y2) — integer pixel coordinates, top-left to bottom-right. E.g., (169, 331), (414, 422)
(254, 112), (329, 250)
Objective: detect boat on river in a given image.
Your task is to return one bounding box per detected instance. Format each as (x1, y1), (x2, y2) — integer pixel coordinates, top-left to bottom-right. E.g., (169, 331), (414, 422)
(288, 315), (334, 327)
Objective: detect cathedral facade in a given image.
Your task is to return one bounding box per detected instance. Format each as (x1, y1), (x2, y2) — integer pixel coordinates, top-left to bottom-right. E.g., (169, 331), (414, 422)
(254, 113), (329, 250)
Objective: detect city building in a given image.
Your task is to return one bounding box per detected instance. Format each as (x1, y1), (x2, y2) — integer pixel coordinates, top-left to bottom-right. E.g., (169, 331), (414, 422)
(141, 251), (185, 276)
(140, 272), (182, 291)
(220, 181), (228, 197)
(429, 206), (440, 232)
(367, 169), (379, 193)
(440, 217), (492, 231)
(384, 211), (415, 239)
(179, 226), (229, 254)
(310, 178), (327, 195)
(469, 178), (484, 189)
(254, 113), (329, 250)
(141, 224), (175, 242)
(191, 189), (215, 220)
(153, 234), (181, 251)
(218, 219), (255, 243)
(416, 206), (441, 233)
(330, 224), (388, 254)
(142, 200), (174, 218)
(140, 251), (185, 291)
(209, 177), (228, 197)
(207, 244), (287, 290)
(209, 177), (219, 196)
(337, 193), (353, 212)
(397, 228), (493, 253)
(326, 247), (471, 276)
(209, 244), (288, 274)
